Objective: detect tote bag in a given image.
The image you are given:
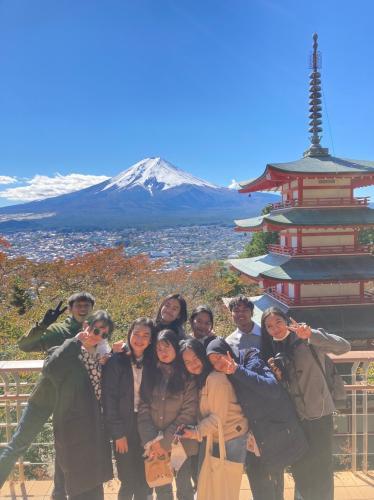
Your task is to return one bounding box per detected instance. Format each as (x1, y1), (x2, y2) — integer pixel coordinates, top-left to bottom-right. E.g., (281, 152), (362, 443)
(144, 454), (173, 488)
(197, 416), (243, 500)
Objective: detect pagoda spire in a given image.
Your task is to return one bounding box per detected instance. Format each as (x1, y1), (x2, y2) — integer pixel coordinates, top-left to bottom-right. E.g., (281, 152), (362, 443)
(304, 33), (329, 157)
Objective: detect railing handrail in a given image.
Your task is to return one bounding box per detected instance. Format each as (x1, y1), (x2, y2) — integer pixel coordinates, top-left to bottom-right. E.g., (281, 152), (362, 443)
(271, 196), (370, 210)
(1, 358), (373, 480)
(266, 288), (374, 307)
(268, 243), (371, 256)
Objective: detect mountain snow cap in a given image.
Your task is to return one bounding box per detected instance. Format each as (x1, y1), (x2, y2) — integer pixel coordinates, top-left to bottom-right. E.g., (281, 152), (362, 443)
(102, 157), (219, 194)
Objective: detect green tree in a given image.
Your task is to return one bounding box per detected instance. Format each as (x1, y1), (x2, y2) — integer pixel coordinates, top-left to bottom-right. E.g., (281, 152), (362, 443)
(240, 205), (278, 258)
(10, 277), (33, 315)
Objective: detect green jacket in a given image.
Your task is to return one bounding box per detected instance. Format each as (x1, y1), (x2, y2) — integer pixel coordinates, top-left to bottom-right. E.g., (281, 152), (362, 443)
(18, 316), (83, 352)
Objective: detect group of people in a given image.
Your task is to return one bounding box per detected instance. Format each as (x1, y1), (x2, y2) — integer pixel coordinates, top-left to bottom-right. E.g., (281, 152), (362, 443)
(0, 291), (351, 500)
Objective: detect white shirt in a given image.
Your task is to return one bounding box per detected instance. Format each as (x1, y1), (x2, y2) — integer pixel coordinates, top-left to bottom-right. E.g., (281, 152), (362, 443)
(225, 323), (261, 356)
(131, 360), (143, 412)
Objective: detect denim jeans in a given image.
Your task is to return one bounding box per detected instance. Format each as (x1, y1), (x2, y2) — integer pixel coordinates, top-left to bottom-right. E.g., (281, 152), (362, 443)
(0, 402), (51, 488)
(197, 432), (247, 475)
(223, 433), (248, 463)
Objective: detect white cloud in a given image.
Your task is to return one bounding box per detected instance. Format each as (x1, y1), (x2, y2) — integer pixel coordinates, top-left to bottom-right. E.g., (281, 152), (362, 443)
(228, 179), (240, 189)
(0, 175), (17, 185)
(0, 173), (110, 202)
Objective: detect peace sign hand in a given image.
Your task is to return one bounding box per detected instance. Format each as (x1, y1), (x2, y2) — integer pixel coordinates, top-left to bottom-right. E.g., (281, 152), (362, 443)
(223, 351), (238, 375)
(288, 317), (312, 339)
(42, 301), (68, 327)
(75, 325), (91, 344)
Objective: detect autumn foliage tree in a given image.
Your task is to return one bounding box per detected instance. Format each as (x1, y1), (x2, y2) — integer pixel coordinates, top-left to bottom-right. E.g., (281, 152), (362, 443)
(0, 240), (254, 360)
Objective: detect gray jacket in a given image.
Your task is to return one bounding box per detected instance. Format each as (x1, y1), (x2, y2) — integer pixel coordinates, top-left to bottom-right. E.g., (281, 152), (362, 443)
(137, 375), (199, 456)
(286, 329), (350, 419)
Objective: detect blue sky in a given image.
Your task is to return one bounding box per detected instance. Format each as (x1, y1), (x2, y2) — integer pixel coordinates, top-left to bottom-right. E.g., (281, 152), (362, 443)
(0, 0), (373, 206)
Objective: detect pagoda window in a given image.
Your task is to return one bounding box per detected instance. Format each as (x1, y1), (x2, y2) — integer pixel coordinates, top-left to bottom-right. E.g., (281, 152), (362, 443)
(291, 236), (298, 248)
(302, 187), (351, 200)
(280, 234), (286, 246)
(301, 233), (354, 248)
(276, 283), (282, 293)
(300, 283), (360, 299)
(288, 283), (295, 298)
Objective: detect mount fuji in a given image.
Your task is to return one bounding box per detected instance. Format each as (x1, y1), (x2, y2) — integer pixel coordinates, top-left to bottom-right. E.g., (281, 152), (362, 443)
(0, 157), (278, 231)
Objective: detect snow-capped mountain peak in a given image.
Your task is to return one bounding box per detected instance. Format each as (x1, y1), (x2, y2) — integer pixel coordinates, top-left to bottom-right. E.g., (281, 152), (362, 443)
(102, 157), (219, 194)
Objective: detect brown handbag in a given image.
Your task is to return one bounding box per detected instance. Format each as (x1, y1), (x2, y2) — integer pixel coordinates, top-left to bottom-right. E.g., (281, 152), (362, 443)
(144, 454), (174, 488)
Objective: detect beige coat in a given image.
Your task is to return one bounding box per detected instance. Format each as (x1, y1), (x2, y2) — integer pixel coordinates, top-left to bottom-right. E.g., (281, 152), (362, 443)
(198, 371), (248, 442)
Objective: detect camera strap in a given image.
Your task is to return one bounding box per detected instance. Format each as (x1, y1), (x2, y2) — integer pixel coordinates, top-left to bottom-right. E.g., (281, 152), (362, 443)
(308, 345), (329, 386)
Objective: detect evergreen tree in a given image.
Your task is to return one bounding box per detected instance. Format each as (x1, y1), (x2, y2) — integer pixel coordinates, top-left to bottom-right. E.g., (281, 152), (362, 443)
(240, 204), (278, 258)
(10, 278), (33, 315)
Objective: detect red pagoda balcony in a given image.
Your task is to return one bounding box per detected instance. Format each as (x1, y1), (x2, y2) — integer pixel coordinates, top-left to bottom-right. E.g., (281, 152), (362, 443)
(271, 196), (369, 210)
(266, 287), (374, 307)
(268, 244), (371, 256)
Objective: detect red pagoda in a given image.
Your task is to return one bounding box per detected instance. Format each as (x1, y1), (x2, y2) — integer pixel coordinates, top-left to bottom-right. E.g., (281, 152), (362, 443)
(229, 34), (374, 348)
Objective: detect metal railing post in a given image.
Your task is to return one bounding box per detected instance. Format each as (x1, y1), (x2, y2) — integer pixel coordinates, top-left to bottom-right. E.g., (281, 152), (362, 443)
(350, 361), (359, 472)
(362, 362), (369, 474)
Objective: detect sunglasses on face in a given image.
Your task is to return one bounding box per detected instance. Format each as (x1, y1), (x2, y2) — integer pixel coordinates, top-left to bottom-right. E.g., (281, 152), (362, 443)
(93, 327), (109, 340)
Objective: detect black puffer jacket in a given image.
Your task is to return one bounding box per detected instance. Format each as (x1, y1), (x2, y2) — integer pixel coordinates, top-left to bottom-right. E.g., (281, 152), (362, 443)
(102, 350), (152, 441)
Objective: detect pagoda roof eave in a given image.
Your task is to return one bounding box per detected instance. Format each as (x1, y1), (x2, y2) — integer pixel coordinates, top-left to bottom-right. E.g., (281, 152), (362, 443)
(234, 215), (265, 231)
(239, 156), (374, 193)
(238, 170), (282, 193)
(235, 207), (374, 231)
(230, 255), (374, 282)
(228, 254), (290, 279)
(247, 295), (374, 340)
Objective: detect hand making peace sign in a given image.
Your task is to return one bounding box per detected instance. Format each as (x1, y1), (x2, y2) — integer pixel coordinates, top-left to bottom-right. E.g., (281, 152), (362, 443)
(222, 351), (238, 375)
(42, 301), (68, 327)
(288, 317), (312, 339)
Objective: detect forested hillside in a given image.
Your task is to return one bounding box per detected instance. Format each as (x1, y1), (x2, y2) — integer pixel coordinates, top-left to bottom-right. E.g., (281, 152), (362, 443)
(0, 237), (257, 360)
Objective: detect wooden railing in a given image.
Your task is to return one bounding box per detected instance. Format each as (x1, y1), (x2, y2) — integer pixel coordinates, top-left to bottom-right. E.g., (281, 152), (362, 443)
(266, 288), (374, 307)
(268, 244), (371, 256)
(271, 197), (370, 210)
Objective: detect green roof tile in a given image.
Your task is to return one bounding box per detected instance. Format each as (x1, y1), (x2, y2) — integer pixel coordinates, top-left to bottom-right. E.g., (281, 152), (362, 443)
(228, 254), (289, 278)
(269, 155), (374, 174)
(236, 208), (374, 229)
(230, 255), (374, 281)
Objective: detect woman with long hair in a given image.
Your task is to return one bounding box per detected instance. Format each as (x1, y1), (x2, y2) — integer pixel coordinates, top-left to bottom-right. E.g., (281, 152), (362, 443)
(137, 330), (198, 500)
(179, 337), (249, 480)
(102, 317), (156, 500)
(260, 307), (350, 500)
(154, 294), (188, 339)
(42, 310), (114, 500)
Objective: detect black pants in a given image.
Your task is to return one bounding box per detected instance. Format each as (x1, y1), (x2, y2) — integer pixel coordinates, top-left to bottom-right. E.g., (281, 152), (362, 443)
(291, 414), (334, 500)
(115, 419), (149, 500)
(246, 452), (284, 500)
(51, 457), (67, 499)
(69, 484), (104, 500)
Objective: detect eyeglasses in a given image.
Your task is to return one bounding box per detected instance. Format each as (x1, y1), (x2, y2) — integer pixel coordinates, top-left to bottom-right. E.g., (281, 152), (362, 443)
(93, 327), (109, 340)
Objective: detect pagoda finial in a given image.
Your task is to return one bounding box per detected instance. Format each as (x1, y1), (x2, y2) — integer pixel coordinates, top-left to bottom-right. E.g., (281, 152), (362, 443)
(303, 33), (329, 157)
